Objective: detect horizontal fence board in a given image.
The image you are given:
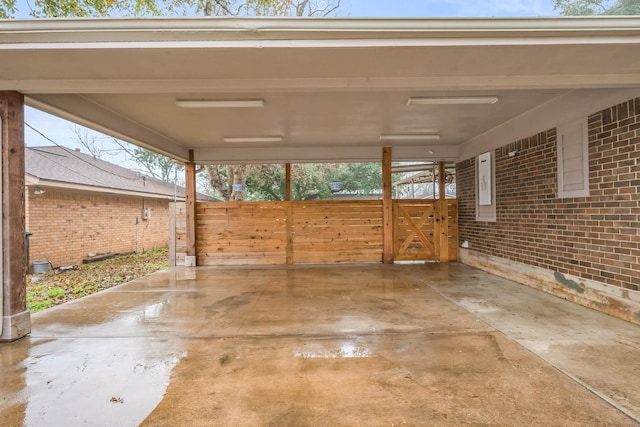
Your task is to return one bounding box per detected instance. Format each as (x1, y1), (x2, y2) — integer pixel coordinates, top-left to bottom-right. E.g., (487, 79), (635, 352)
(188, 199), (456, 266)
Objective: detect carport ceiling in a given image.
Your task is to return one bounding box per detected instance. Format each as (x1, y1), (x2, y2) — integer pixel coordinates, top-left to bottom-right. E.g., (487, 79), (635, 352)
(1, 17), (640, 164)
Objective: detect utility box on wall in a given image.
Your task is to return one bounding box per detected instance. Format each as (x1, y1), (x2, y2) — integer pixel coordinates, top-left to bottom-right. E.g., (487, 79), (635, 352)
(142, 207), (151, 220)
(478, 152), (492, 206)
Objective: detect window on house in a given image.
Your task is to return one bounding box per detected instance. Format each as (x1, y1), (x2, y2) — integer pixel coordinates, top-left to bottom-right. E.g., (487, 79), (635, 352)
(557, 117), (589, 198)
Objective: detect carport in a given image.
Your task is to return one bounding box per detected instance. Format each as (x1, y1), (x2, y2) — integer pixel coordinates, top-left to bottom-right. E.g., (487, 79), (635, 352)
(1, 15), (640, 423)
(2, 17), (640, 341)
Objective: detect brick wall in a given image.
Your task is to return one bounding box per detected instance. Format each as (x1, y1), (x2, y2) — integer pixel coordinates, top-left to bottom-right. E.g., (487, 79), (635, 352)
(26, 187), (170, 267)
(457, 97), (640, 294)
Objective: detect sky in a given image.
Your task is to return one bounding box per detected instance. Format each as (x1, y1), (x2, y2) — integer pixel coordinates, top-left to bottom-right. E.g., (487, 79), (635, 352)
(17, 0), (559, 169)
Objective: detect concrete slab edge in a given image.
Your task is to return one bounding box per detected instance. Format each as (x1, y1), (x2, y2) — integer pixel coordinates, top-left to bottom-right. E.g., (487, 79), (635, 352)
(460, 249), (640, 326)
(550, 364), (640, 423)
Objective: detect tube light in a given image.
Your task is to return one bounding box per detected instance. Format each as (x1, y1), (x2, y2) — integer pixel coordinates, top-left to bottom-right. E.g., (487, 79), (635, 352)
(224, 136), (283, 143)
(407, 96), (499, 105)
(176, 99), (265, 108)
(379, 134), (440, 142)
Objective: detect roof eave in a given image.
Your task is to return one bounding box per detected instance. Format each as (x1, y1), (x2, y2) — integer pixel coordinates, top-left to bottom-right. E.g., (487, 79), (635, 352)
(2, 16), (640, 45)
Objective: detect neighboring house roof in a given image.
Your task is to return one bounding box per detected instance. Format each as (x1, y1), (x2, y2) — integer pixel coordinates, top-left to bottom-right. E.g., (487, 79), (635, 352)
(25, 146), (212, 201)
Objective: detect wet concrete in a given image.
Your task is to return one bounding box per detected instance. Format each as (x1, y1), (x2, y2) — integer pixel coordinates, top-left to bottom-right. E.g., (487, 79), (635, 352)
(0, 264), (638, 426)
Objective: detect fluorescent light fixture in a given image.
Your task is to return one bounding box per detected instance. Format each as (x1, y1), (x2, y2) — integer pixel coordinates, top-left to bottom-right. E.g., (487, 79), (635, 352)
(176, 99), (265, 108)
(379, 134), (440, 142)
(408, 96), (499, 105)
(224, 136), (283, 143)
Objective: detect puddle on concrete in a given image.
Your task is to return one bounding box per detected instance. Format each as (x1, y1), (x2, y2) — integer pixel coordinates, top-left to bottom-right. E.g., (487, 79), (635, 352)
(295, 342), (373, 359)
(16, 301), (185, 427)
(143, 300), (170, 319)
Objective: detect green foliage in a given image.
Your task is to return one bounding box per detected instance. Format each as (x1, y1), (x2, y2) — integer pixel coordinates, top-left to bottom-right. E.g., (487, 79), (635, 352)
(31, 0), (163, 17)
(26, 248), (168, 312)
(29, 300), (54, 311)
(46, 287), (66, 298)
(1, 0), (17, 18)
(2, 0), (340, 18)
(130, 146), (181, 182)
(241, 162), (381, 201)
(553, 0), (640, 15)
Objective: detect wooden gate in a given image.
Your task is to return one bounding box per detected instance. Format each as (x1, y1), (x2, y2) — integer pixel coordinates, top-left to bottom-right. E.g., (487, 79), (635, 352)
(393, 199), (458, 262)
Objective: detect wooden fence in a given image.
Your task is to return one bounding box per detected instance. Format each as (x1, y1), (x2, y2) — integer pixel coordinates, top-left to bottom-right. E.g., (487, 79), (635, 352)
(170, 199), (457, 266)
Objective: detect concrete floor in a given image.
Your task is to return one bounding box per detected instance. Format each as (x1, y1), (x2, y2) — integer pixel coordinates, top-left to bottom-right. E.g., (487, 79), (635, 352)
(1, 264), (639, 426)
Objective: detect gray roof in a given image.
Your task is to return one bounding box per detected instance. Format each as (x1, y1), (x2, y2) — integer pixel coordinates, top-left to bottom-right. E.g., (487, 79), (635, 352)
(26, 146), (210, 200)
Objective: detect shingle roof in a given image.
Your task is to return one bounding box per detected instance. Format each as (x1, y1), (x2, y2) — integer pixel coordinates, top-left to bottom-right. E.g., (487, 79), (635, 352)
(25, 146), (209, 200)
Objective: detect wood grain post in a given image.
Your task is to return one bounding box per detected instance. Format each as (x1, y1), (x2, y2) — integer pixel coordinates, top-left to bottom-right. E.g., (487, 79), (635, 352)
(438, 161), (449, 262)
(168, 202), (176, 267)
(285, 163), (292, 201)
(382, 147), (394, 264)
(285, 163), (293, 264)
(185, 150), (197, 266)
(0, 91), (30, 341)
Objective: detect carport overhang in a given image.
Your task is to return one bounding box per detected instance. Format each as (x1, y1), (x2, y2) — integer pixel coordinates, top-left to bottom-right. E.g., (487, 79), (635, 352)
(2, 16), (640, 341)
(2, 17), (640, 164)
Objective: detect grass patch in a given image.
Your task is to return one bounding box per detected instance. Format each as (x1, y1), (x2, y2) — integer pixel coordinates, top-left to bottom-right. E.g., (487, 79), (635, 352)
(26, 248), (169, 313)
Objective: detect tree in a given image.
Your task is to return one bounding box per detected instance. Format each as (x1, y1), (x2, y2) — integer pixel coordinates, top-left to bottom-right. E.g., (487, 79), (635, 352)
(74, 126), (116, 159)
(553, 0), (640, 15)
(2, 0), (340, 18)
(226, 162), (381, 202)
(1, 0), (15, 18)
(112, 140), (183, 182)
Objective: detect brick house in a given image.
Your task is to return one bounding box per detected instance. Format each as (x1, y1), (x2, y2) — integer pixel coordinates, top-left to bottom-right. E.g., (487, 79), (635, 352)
(25, 146), (192, 268)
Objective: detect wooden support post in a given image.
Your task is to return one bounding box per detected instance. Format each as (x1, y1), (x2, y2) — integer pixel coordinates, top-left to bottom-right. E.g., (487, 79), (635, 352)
(438, 161), (449, 262)
(0, 91), (30, 341)
(438, 161), (446, 201)
(382, 147), (394, 264)
(285, 163), (292, 201)
(168, 202), (176, 267)
(285, 163), (293, 264)
(286, 203), (293, 265)
(185, 150), (197, 267)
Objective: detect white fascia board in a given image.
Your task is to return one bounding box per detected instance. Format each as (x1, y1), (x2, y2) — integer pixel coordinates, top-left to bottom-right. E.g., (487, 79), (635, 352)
(25, 174), (40, 186)
(194, 145), (459, 164)
(28, 179), (185, 201)
(2, 16), (640, 43)
(10, 74), (640, 95)
(459, 87), (640, 161)
(3, 35), (640, 51)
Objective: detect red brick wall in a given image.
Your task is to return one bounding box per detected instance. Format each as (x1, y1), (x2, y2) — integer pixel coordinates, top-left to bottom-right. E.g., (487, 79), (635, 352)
(26, 187), (170, 268)
(457, 97), (640, 292)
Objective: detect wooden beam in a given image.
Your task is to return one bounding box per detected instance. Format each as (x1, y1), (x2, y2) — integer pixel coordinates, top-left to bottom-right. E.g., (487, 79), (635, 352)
(285, 163), (293, 264)
(0, 91), (30, 341)
(286, 203), (293, 265)
(438, 161), (446, 201)
(438, 161), (449, 262)
(382, 146), (393, 264)
(285, 163), (291, 201)
(185, 150), (196, 265)
(168, 202), (176, 267)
